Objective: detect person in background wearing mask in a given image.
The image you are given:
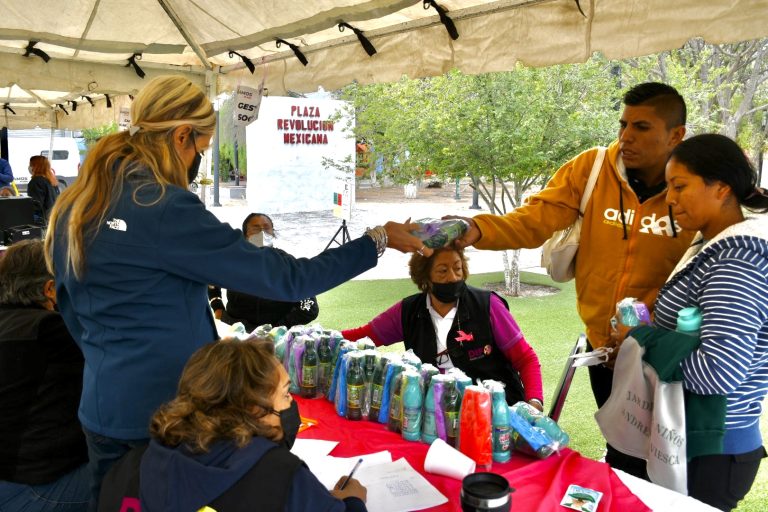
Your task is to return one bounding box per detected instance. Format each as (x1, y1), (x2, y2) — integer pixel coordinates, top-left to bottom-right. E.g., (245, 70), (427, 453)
(44, 75), (428, 510)
(208, 212), (319, 330)
(342, 247), (543, 408)
(140, 339), (368, 512)
(0, 239), (89, 512)
(27, 155), (59, 224)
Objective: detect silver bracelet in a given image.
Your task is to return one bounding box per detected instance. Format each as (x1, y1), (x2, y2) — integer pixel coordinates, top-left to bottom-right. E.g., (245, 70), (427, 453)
(364, 226), (387, 258)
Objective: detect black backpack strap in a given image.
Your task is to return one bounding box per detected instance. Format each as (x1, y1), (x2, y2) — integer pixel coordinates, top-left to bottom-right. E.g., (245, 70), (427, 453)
(208, 446), (304, 512)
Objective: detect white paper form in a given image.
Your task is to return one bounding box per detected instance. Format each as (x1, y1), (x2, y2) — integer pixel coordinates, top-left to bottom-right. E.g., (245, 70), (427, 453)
(290, 439), (338, 460)
(355, 457), (448, 512)
(304, 450), (393, 490)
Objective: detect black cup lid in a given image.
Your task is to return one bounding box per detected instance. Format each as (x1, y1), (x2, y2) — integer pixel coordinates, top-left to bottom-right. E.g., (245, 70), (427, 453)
(462, 472), (514, 500)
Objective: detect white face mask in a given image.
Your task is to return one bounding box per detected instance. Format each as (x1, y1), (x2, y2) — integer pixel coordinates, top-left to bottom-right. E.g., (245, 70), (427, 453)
(248, 232), (274, 247)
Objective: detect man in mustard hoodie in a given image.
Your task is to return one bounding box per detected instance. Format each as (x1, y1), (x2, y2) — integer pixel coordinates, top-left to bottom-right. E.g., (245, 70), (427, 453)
(454, 82), (695, 478)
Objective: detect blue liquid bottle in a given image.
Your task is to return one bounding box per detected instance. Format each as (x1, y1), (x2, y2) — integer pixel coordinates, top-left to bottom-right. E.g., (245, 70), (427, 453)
(677, 306), (702, 336)
(491, 384), (511, 463)
(421, 376), (438, 444)
(401, 370), (424, 442)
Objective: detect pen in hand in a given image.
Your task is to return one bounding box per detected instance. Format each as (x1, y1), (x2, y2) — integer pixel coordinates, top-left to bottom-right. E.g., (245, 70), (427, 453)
(339, 458), (364, 490)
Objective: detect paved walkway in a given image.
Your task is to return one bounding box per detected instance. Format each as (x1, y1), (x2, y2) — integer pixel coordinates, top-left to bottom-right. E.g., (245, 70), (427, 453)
(206, 183), (544, 281)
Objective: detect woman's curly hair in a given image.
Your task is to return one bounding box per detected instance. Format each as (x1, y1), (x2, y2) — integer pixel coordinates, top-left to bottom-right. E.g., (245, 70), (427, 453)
(149, 339), (282, 453)
(408, 247), (469, 292)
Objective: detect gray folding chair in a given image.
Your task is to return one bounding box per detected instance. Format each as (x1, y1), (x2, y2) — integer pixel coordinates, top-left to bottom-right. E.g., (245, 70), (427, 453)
(547, 334), (587, 422)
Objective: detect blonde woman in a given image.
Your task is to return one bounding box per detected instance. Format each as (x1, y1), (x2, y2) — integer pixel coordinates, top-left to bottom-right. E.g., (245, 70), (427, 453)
(45, 75), (427, 510)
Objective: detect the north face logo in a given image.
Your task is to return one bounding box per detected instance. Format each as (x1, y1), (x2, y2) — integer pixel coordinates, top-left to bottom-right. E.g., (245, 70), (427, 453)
(603, 208), (679, 237)
(106, 218), (127, 231)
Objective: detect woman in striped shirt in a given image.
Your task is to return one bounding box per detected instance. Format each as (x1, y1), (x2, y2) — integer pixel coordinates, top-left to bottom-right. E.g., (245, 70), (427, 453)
(654, 133), (768, 511)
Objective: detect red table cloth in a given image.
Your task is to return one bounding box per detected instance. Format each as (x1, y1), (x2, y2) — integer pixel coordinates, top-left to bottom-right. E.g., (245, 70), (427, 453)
(295, 396), (650, 511)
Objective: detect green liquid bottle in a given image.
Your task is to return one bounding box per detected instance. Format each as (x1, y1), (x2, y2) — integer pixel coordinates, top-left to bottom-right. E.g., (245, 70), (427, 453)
(388, 371), (405, 433)
(442, 379), (460, 448)
(346, 354), (364, 420)
(300, 337), (318, 398)
(317, 335), (332, 397)
(368, 355), (390, 421)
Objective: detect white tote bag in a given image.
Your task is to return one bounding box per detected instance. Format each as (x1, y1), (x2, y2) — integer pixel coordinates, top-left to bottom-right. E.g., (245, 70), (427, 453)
(541, 147), (605, 283)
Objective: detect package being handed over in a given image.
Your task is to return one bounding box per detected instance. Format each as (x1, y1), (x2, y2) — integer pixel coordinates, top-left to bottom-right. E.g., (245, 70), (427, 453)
(411, 218), (469, 249)
(508, 401), (569, 458)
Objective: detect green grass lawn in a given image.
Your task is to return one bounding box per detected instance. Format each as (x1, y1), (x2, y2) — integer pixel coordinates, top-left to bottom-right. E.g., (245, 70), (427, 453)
(316, 271), (767, 511)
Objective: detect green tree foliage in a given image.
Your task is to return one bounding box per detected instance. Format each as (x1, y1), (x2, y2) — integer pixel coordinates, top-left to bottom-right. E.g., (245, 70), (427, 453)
(215, 142), (247, 181)
(80, 121), (118, 151)
(340, 63), (619, 294)
(619, 37), (768, 162)
(341, 62), (618, 206)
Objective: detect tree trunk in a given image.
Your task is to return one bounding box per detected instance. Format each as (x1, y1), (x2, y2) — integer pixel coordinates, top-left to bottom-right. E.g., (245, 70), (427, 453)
(502, 249), (521, 296)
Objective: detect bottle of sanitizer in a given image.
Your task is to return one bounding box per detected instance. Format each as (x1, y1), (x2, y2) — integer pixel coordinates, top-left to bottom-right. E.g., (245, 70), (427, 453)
(676, 306), (702, 336)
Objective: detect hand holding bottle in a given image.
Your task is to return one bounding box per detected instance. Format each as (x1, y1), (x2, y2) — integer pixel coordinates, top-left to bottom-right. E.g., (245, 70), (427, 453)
(441, 215), (481, 249)
(381, 221), (435, 256)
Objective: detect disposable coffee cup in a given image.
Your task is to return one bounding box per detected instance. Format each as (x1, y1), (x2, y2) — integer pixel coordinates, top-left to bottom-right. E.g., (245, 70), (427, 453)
(460, 472), (513, 512)
(424, 438), (476, 480)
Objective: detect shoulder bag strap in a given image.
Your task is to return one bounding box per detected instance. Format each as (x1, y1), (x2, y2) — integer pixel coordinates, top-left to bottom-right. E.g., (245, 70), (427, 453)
(578, 147), (606, 214)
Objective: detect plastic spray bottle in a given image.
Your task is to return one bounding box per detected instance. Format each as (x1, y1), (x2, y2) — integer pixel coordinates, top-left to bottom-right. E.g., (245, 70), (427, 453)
(421, 376), (438, 444)
(490, 383), (511, 462)
(401, 370), (424, 442)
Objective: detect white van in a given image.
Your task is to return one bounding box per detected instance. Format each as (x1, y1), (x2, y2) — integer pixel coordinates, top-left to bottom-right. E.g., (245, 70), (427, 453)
(7, 130), (83, 190)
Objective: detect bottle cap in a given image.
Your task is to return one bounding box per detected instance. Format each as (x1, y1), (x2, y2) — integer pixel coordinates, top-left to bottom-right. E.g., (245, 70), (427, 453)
(677, 306), (702, 333)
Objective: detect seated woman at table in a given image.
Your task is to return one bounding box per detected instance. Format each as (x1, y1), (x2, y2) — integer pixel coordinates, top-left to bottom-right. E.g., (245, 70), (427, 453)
(0, 239), (89, 511)
(141, 339), (368, 512)
(617, 134), (768, 511)
(342, 247), (544, 408)
(208, 212), (319, 330)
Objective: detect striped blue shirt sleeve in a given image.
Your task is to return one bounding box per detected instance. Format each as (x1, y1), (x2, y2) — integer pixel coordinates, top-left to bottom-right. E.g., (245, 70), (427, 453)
(681, 256), (768, 395)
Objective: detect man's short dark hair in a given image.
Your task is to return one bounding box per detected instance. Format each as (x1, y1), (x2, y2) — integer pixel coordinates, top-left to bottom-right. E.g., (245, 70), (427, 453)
(623, 82), (686, 129)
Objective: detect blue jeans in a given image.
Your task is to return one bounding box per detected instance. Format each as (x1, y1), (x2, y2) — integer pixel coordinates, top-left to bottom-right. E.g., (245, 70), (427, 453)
(0, 464), (89, 512)
(82, 429), (147, 512)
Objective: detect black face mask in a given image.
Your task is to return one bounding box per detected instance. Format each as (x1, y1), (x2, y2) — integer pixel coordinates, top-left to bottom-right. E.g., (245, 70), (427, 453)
(430, 280), (466, 304)
(187, 152), (202, 185)
(271, 400), (301, 449)
(187, 131), (202, 185)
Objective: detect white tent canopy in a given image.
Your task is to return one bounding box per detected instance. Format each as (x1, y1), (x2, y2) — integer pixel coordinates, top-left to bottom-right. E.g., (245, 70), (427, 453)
(2, 0), (768, 129)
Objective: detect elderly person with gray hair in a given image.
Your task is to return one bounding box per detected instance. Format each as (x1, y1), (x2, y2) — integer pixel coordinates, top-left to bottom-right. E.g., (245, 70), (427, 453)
(0, 239), (89, 512)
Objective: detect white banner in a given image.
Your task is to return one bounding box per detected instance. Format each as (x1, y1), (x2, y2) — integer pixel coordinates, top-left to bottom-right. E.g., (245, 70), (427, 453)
(118, 107), (131, 131)
(333, 170), (353, 222)
(234, 84), (263, 127)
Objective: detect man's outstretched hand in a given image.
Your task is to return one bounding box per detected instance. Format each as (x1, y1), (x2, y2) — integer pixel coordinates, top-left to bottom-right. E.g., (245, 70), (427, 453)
(442, 215), (481, 249)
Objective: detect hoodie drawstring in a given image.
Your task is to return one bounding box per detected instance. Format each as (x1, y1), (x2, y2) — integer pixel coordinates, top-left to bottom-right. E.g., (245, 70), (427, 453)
(668, 205), (678, 238)
(619, 186), (628, 240)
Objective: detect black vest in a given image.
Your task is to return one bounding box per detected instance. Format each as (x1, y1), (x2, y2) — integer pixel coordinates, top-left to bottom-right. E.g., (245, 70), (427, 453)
(401, 286), (525, 404)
